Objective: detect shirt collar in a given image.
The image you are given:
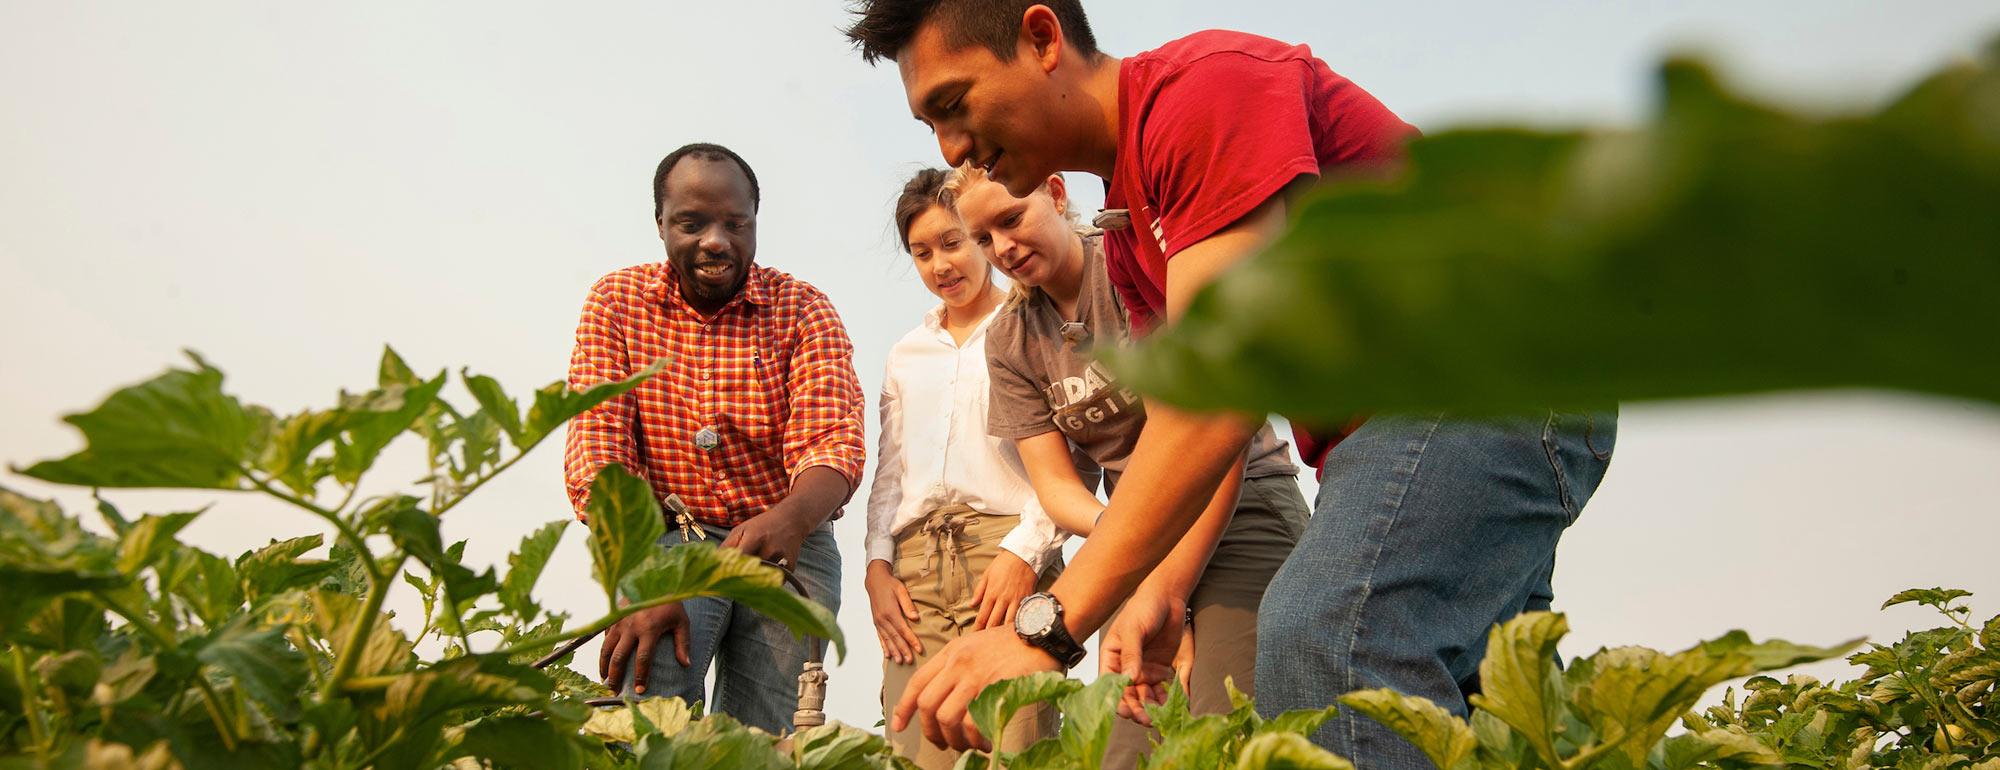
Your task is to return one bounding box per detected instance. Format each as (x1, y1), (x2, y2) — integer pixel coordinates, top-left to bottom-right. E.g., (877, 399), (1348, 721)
(922, 301), (1000, 343)
(643, 262), (771, 316)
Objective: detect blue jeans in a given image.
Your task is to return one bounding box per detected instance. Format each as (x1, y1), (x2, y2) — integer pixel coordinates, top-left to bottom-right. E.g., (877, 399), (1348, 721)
(1254, 411), (1615, 770)
(616, 520), (841, 734)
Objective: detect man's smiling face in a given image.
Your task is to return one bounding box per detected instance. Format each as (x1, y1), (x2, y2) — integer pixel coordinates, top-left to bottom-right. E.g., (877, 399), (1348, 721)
(658, 156), (756, 314)
(899, 17), (1068, 198)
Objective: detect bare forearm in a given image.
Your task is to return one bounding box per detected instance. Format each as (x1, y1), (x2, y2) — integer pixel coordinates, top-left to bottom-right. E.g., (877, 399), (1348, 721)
(1048, 405), (1258, 635)
(1034, 479), (1108, 536)
(1134, 456), (1244, 602)
(773, 466), (850, 528)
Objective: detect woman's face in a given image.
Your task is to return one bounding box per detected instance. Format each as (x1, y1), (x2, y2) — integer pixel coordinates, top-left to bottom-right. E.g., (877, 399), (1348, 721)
(905, 204), (991, 309)
(952, 174), (1073, 289)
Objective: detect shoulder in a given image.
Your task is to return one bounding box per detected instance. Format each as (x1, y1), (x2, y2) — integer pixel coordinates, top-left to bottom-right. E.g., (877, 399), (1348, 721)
(1136, 29), (1317, 75)
(983, 300), (1032, 357)
(752, 265), (832, 307)
(586, 263), (661, 301)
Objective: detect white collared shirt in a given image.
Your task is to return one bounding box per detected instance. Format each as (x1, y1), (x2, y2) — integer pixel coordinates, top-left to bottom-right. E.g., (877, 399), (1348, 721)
(865, 303), (1068, 572)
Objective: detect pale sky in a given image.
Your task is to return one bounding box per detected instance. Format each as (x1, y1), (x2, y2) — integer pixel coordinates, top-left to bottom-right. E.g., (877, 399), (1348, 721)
(5, 0), (1999, 731)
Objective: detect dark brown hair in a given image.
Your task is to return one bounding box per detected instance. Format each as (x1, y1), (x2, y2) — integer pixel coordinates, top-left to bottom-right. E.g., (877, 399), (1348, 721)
(844, 0), (1100, 65)
(894, 167), (952, 251)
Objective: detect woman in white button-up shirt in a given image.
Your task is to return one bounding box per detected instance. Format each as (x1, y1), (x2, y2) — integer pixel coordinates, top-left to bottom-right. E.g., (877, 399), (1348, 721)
(866, 168), (1068, 767)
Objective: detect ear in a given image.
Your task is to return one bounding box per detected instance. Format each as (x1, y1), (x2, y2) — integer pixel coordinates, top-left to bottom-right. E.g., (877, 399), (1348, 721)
(1044, 173), (1070, 213)
(656, 214), (669, 242)
(1020, 4), (1063, 74)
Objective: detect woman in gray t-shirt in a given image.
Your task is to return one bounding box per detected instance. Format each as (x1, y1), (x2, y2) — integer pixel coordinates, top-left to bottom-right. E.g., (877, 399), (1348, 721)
(945, 165), (1310, 763)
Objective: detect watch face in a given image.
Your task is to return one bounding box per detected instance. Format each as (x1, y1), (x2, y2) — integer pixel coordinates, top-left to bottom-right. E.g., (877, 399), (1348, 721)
(1016, 594), (1057, 636)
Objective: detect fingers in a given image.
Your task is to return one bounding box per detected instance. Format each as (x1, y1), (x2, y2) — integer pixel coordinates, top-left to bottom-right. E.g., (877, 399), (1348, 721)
(598, 623), (622, 680)
(631, 630), (657, 694)
(893, 583), (923, 654)
(1002, 597), (1018, 628)
(940, 684), (987, 752)
(891, 652), (941, 733)
(672, 614), (693, 668)
(603, 626), (636, 690)
(970, 572), (988, 610)
(876, 616), (914, 664)
(718, 527), (742, 551)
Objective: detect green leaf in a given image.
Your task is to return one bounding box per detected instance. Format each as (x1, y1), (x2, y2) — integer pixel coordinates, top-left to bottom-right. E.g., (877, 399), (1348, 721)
(35, 649), (103, 698)
(1339, 689), (1476, 770)
(630, 713), (788, 770)
(1236, 731), (1356, 770)
(966, 671), (1081, 754)
(1882, 588), (1974, 613)
(258, 407), (348, 496)
(789, 722), (896, 770)
(450, 714), (582, 770)
(522, 357), (667, 449)
(1468, 612), (1569, 770)
(171, 548), (245, 627)
(195, 615), (307, 719)
(331, 371), (448, 486)
(585, 465), (667, 607)
(18, 352), (267, 489)
(462, 370), (527, 447)
(622, 544), (845, 661)
(358, 655), (552, 770)
(237, 535), (336, 602)
(115, 510), (204, 575)
(1115, 48), (2000, 418)
(311, 589), (414, 677)
(1058, 673), (1129, 770)
(1697, 630), (1864, 673)
(582, 697), (696, 744)
(500, 520), (568, 618)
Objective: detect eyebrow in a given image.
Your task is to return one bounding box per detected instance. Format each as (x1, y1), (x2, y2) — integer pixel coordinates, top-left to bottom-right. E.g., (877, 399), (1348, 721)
(916, 79), (971, 118)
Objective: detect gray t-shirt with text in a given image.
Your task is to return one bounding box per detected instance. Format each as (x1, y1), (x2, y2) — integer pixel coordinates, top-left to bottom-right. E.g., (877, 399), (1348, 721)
(986, 237), (1296, 489)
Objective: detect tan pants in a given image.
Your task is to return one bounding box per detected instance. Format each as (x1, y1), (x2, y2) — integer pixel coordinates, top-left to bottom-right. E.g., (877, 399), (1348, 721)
(882, 506), (1063, 769)
(1101, 475), (1311, 769)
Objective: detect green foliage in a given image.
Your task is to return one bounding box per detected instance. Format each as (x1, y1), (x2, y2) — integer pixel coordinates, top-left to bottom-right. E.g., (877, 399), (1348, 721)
(0, 349), (845, 769)
(1117, 39), (2000, 418)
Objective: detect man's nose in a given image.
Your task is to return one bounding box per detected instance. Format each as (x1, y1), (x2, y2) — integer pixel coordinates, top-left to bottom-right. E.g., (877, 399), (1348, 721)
(699, 226), (730, 254)
(937, 129), (972, 169)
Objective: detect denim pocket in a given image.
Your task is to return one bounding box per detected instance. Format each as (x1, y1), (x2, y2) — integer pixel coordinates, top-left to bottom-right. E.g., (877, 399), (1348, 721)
(1540, 410), (1583, 523)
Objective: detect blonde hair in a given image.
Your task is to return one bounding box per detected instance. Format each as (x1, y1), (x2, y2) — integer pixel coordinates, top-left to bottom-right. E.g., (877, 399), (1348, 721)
(940, 164), (1088, 308)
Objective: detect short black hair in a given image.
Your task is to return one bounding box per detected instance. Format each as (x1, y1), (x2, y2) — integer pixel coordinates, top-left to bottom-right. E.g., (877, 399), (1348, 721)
(844, 0), (1100, 66)
(652, 142), (761, 220)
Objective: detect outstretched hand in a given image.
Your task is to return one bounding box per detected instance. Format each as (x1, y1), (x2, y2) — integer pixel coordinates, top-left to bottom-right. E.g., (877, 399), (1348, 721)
(1099, 590), (1192, 726)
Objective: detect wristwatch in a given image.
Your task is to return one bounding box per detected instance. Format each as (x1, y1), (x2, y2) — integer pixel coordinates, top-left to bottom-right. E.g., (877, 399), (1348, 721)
(1014, 592), (1087, 669)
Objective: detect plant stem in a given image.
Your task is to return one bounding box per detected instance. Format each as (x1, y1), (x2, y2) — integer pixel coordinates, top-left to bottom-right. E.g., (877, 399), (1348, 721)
(488, 592), (691, 661)
(430, 446), (536, 520)
(241, 469), (384, 583)
(11, 647), (51, 756)
(318, 553), (408, 700)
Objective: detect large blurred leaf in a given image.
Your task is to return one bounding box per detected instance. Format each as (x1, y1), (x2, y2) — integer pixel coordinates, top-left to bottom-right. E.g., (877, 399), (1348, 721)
(582, 697), (696, 744)
(17, 352), (265, 489)
(500, 520), (567, 618)
(620, 541), (846, 660)
(584, 465), (666, 607)
(357, 654), (551, 770)
(1118, 46), (2000, 417)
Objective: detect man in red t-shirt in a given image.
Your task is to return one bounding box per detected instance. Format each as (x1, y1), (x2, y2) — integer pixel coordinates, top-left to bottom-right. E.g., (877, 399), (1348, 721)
(847, 4), (1616, 768)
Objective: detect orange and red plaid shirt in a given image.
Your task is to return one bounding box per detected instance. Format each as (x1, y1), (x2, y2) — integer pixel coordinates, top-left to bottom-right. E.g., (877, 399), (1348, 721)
(563, 262), (866, 527)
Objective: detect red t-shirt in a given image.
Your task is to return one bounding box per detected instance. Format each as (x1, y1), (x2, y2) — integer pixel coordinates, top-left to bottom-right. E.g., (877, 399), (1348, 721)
(1101, 29), (1415, 468)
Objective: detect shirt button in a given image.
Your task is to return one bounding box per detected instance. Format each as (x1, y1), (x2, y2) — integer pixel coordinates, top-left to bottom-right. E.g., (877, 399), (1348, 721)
(701, 370), (712, 381)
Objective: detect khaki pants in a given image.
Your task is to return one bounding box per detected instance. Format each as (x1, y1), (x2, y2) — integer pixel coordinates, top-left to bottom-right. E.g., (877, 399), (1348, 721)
(1102, 475), (1311, 769)
(882, 506), (1063, 769)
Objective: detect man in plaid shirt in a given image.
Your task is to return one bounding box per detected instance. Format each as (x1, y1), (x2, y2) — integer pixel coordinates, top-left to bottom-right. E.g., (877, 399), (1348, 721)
(563, 142), (867, 732)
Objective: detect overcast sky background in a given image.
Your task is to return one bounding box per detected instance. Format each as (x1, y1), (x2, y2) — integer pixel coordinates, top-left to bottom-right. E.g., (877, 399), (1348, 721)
(5, 0), (1999, 731)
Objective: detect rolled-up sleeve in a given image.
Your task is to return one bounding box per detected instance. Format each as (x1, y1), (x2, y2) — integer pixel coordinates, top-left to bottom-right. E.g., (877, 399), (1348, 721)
(562, 280), (642, 520)
(782, 293), (867, 505)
